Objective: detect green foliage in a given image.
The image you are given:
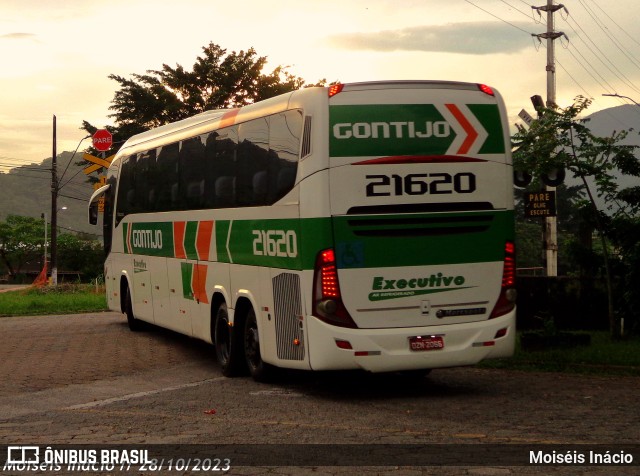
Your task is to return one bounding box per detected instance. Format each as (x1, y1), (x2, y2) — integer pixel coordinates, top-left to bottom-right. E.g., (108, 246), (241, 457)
(57, 233), (104, 280)
(0, 284), (107, 316)
(512, 97), (640, 336)
(0, 215), (103, 282)
(513, 96), (640, 217)
(0, 215), (44, 277)
(481, 331), (640, 376)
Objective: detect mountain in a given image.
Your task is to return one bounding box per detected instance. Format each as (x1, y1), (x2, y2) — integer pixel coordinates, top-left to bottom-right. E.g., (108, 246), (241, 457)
(583, 104), (640, 193)
(0, 151), (100, 237)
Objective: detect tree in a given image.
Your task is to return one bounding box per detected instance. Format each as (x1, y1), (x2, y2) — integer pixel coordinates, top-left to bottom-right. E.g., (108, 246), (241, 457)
(57, 233), (104, 280)
(512, 97), (640, 337)
(82, 43), (325, 148)
(0, 215), (44, 278)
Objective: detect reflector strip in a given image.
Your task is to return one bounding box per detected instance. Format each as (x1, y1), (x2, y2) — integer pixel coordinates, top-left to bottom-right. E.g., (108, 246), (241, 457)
(335, 339), (353, 350)
(353, 155), (487, 165)
(472, 341), (496, 347)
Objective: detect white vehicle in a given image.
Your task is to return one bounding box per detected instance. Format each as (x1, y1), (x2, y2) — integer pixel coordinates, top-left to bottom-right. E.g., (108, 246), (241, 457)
(89, 81), (516, 380)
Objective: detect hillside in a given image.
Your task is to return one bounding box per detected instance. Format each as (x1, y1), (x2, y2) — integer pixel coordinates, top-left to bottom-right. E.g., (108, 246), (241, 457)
(0, 151), (99, 236)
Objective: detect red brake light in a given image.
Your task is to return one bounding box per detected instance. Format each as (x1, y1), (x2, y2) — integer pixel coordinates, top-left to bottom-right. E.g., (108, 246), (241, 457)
(503, 241), (516, 288)
(490, 241), (517, 319)
(328, 84), (344, 97)
(312, 248), (357, 328)
(478, 84), (495, 96)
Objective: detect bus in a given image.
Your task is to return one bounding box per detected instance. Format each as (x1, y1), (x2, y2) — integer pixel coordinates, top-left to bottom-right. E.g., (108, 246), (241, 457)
(89, 80), (516, 381)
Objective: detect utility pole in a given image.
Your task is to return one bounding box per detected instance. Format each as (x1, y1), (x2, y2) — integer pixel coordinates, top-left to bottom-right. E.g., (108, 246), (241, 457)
(532, 0), (566, 277)
(51, 115), (58, 286)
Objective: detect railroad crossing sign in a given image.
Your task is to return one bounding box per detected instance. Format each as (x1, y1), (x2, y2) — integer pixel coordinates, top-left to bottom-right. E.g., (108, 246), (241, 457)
(83, 153), (115, 175)
(92, 129), (113, 151)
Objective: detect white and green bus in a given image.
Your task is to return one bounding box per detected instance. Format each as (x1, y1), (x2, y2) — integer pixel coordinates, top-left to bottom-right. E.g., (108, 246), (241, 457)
(89, 81), (516, 380)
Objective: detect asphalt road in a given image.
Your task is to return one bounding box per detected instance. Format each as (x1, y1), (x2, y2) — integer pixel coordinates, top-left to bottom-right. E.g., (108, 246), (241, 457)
(0, 312), (639, 475)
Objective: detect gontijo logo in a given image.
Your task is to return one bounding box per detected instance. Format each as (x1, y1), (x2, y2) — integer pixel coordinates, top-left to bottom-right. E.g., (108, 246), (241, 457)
(329, 103), (503, 157)
(333, 120), (451, 140)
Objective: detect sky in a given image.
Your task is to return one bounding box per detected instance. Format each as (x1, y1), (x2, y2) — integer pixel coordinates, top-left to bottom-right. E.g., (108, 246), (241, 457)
(2, 0), (640, 168)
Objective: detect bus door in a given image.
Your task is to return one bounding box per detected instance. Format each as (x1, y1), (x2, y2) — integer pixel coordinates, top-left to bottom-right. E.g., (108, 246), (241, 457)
(327, 82), (514, 330)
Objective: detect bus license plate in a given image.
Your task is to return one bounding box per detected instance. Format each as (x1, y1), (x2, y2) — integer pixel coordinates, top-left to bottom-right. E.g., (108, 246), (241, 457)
(409, 335), (444, 351)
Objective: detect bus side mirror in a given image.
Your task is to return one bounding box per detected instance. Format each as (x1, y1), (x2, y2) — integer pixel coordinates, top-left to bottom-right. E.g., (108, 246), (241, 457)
(89, 202), (99, 225)
(88, 184), (110, 225)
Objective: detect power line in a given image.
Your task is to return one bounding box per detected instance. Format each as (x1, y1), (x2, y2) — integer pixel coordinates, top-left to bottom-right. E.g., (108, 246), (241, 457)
(563, 8), (640, 97)
(584, 0), (640, 48)
(577, 0), (640, 71)
(58, 193), (88, 202)
(463, 0), (533, 35)
(497, 0), (535, 20)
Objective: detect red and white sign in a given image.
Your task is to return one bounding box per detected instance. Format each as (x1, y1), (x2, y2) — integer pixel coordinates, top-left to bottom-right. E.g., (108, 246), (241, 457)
(92, 129), (113, 152)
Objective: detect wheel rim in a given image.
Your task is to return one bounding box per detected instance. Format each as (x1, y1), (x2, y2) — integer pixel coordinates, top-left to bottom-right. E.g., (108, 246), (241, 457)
(215, 316), (230, 363)
(245, 315), (261, 370)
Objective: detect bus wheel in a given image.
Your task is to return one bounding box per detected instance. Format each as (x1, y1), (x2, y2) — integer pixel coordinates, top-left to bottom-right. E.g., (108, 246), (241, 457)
(124, 286), (144, 332)
(214, 302), (244, 377)
(243, 307), (273, 382)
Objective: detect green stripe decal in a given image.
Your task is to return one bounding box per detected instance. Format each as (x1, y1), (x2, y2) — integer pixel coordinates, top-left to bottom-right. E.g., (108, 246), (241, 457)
(333, 210), (514, 268)
(120, 211), (513, 270)
(184, 221), (199, 260)
(181, 262), (194, 300)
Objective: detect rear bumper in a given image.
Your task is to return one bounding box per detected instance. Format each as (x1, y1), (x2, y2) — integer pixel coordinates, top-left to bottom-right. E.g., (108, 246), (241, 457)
(307, 310), (515, 372)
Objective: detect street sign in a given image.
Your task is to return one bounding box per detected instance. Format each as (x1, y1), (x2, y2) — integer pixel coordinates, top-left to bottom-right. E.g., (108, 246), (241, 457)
(83, 153), (115, 174)
(524, 190), (556, 218)
(518, 109), (535, 127)
(92, 129), (113, 151)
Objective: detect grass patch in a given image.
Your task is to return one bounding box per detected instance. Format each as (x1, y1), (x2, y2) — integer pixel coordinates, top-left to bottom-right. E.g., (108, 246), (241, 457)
(480, 331), (640, 376)
(0, 284), (108, 317)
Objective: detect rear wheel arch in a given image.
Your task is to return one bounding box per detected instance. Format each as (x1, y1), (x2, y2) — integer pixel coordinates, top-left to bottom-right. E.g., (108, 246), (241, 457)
(209, 292), (227, 342)
(235, 296), (275, 382)
(119, 275), (130, 313)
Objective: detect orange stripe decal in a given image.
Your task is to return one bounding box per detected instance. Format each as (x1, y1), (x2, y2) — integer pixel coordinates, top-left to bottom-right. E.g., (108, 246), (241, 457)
(196, 221), (214, 261)
(219, 109), (239, 128)
(445, 104), (477, 155)
(174, 221), (187, 259)
(192, 264), (209, 304)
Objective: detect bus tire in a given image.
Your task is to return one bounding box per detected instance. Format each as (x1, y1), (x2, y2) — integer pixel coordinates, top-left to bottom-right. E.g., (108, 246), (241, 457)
(243, 306), (274, 382)
(214, 302), (244, 377)
(124, 286), (144, 332)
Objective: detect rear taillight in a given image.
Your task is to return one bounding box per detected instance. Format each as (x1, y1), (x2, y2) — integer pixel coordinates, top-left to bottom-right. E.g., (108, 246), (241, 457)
(478, 84), (495, 96)
(328, 83), (344, 97)
(489, 241), (517, 319)
(312, 248), (357, 328)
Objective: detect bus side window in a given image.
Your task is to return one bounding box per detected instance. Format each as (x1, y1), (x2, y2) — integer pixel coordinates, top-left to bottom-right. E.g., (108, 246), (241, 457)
(268, 110), (302, 203)
(103, 163), (118, 253)
(156, 142), (180, 212)
(137, 149), (155, 213)
(180, 136), (207, 210)
(238, 118), (269, 207)
(203, 131), (217, 208)
(212, 126), (238, 208)
(116, 155), (133, 223)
